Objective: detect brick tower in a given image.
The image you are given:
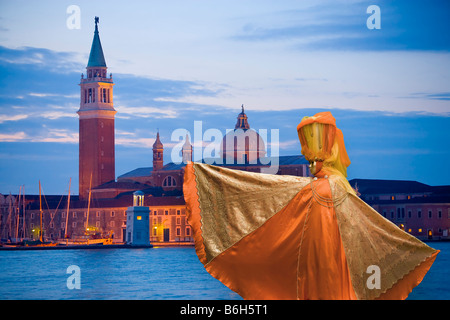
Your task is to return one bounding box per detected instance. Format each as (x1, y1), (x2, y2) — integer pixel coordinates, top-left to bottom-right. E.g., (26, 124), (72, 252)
(78, 17), (116, 199)
(152, 131), (164, 171)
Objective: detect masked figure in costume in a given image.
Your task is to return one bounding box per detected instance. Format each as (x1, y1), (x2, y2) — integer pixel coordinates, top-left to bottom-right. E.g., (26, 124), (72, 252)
(183, 111), (439, 300)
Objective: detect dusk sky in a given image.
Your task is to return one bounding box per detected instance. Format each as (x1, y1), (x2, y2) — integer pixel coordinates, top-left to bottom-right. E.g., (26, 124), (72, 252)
(0, 0), (449, 195)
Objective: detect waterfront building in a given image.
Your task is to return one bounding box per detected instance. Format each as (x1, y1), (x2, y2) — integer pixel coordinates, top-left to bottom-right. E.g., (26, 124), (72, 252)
(350, 179), (450, 240)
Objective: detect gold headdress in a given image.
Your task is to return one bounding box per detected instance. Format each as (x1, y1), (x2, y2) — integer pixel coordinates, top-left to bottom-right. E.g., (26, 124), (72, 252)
(297, 111), (354, 194)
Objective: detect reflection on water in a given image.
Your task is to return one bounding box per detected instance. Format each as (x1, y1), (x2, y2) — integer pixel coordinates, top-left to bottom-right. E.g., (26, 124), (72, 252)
(0, 242), (448, 300)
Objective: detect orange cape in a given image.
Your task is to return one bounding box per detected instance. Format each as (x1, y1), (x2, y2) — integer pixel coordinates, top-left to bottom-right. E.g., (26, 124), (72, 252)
(184, 162), (438, 300)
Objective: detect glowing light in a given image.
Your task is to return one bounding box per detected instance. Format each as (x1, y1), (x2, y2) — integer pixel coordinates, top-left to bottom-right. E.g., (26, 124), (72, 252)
(137, 216), (142, 220)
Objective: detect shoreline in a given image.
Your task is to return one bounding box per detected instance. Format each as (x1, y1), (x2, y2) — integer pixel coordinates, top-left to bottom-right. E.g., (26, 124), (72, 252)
(0, 241), (195, 251)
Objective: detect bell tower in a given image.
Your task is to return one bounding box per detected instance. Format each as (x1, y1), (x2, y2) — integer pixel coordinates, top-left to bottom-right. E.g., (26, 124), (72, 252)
(78, 17), (116, 199)
(152, 131), (164, 171)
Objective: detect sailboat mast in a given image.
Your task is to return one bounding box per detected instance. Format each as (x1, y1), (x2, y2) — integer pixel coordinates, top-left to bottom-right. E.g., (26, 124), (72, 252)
(65, 178), (71, 239)
(8, 192), (12, 239)
(39, 180), (43, 242)
(22, 185), (26, 239)
(15, 186), (22, 240)
(86, 173), (92, 233)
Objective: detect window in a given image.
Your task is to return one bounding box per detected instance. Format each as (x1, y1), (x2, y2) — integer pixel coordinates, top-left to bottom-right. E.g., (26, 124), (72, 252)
(73, 212), (77, 218)
(418, 209), (422, 219)
(96, 221), (100, 227)
(177, 210), (181, 215)
(154, 210), (157, 215)
(72, 222), (77, 227)
(391, 196), (395, 200)
(176, 227), (181, 236)
(418, 228), (422, 233)
(382, 210), (386, 218)
(137, 216), (142, 221)
(408, 210), (412, 219)
(163, 176), (177, 187)
(110, 221), (115, 227)
(390, 211), (394, 219)
(96, 211), (100, 218)
(176, 217), (181, 225)
(186, 227), (191, 236)
(428, 210), (432, 219)
(111, 211), (115, 217)
(438, 209), (442, 219)
(165, 210), (168, 216)
(31, 213), (34, 219)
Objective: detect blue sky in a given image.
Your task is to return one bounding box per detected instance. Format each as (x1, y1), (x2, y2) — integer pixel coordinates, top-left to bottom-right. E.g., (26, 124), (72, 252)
(0, 0), (449, 194)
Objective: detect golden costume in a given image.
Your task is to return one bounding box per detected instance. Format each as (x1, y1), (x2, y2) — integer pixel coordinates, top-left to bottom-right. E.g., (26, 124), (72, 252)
(183, 111), (439, 300)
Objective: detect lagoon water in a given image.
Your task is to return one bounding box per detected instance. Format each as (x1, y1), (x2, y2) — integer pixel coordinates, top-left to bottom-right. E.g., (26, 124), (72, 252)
(0, 242), (448, 300)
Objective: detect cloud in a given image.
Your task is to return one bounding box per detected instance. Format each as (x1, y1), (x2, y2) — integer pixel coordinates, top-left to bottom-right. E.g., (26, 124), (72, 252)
(0, 114), (28, 123)
(268, 139), (300, 150)
(40, 111), (78, 120)
(406, 92), (450, 101)
(34, 128), (78, 143)
(115, 105), (178, 119)
(115, 137), (155, 148)
(0, 45), (84, 72)
(231, 0), (450, 52)
(0, 132), (27, 142)
(0, 127), (78, 144)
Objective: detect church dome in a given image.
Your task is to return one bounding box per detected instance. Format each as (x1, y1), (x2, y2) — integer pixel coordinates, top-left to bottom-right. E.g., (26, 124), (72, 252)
(220, 105), (266, 163)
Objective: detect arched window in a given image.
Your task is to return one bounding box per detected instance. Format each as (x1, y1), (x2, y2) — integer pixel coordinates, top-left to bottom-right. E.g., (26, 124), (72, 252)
(163, 176), (177, 187)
